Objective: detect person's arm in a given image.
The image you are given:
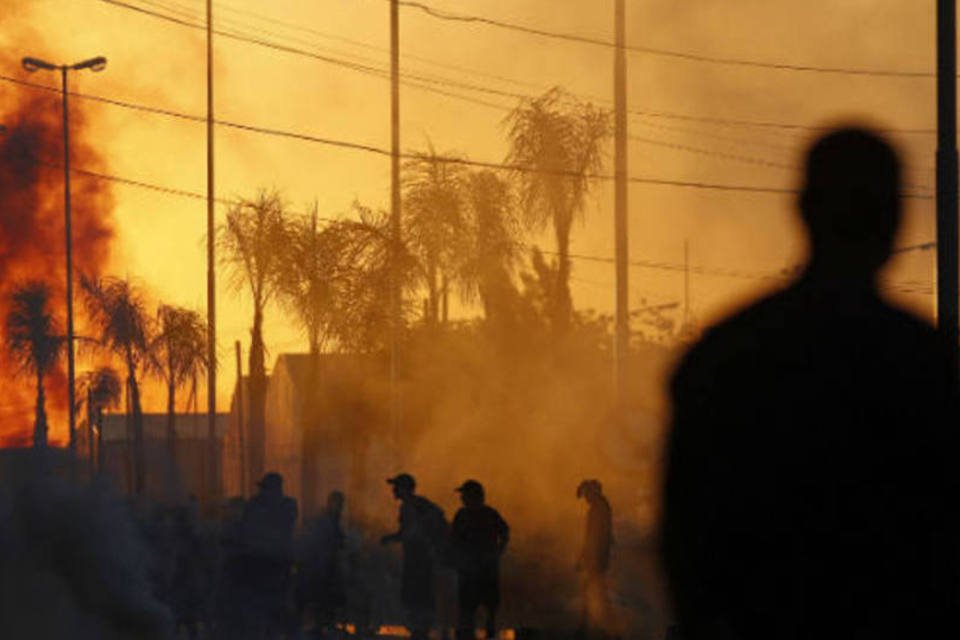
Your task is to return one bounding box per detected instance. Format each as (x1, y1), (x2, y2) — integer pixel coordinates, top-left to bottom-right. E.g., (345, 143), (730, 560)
(381, 508), (404, 545)
(380, 530), (402, 545)
(497, 512), (510, 554)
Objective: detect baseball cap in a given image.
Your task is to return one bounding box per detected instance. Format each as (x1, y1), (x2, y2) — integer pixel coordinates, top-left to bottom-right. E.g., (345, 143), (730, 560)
(386, 473), (416, 491)
(455, 479), (484, 495)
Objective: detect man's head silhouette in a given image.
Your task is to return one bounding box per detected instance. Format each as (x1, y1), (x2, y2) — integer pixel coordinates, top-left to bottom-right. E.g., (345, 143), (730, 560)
(799, 127), (902, 283)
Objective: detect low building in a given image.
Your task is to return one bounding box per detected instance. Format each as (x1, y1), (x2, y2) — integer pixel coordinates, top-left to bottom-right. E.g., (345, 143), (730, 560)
(222, 353), (394, 522)
(101, 412), (228, 499)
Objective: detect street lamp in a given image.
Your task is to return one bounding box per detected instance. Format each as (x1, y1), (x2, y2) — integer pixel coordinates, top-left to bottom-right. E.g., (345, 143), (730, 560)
(22, 54), (107, 470)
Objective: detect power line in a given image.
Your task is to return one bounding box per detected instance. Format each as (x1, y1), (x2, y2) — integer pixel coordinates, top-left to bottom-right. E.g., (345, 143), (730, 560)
(94, 0), (940, 137)
(631, 135), (796, 171)
(24, 153), (933, 294)
(393, 0), (936, 79)
(2, 73), (842, 197)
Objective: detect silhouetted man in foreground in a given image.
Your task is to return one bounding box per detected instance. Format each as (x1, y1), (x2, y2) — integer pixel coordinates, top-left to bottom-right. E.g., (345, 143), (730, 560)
(576, 479), (613, 639)
(381, 473), (447, 640)
(450, 479), (509, 640)
(661, 128), (960, 640)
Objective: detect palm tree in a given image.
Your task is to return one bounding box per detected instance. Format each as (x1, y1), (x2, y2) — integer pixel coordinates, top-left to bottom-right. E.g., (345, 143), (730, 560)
(460, 170), (522, 325)
(505, 86), (610, 333)
(150, 304), (208, 466)
(327, 203), (418, 353)
(218, 189), (288, 484)
(78, 366), (121, 474)
(5, 282), (63, 449)
(80, 275), (152, 494)
(402, 145), (468, 327)
(276, 206), (344, 356)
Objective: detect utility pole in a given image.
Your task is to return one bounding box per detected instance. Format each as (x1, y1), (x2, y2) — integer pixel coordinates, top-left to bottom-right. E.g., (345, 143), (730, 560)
(206, 0), (219, 502)
(61, 65), (76, 468)
(683, 240), (690, 327)
(938, 0), (959, 357)
(390, 0), (402, 461)
(614, 0), (630, 402)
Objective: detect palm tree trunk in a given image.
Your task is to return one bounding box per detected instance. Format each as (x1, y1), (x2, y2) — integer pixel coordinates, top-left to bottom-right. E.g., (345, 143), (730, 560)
(34, 370), (47, 449)
(441, 275), (449, 325)
(87, 388), (95, 477)
(124, 381), (133, 491)
(554, 215), (573, 334)
(303, 343), (322, 515)
(428, 261), (439, 327)
(167, 380), (177, 475)
(248, 305), (267, 485)
(128, 363), (146, 494)
(96, 407), (104, 475)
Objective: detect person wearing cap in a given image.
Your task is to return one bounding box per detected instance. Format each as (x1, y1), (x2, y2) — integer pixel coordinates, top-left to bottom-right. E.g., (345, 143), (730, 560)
(239, 472), (298, 638)
(576, 479), (612, 639)
(450, 480), (509, 640)
(381, 473), (447, 640)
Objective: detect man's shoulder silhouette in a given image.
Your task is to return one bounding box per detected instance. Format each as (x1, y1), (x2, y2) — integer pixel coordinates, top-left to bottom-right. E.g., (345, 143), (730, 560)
(661, 127), (960, 640)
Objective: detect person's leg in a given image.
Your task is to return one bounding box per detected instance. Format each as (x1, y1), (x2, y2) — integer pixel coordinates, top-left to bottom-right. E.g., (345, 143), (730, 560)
(457, 573), (479, 640)
(482, 572), (499, 640)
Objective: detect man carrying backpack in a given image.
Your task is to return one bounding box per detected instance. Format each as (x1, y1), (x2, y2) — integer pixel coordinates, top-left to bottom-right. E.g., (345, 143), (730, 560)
(381, 473), (448, 640)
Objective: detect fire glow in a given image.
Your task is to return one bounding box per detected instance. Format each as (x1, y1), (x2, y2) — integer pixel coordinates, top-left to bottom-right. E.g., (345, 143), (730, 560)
(0, 62), (115, 446)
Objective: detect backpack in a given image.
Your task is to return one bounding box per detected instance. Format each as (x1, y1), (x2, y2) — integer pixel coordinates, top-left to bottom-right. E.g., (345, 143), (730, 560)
(412, 496), (449, 557)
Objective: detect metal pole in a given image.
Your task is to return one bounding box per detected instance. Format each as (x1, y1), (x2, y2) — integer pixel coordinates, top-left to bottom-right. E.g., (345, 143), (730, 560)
(390, 0), (402, 461)
(62, 66), (77, 467)
(937, 0), (959, 356)
(684, 240), (690, 326)
(614, 0), (629, 401)
(206, 0), (219, 503)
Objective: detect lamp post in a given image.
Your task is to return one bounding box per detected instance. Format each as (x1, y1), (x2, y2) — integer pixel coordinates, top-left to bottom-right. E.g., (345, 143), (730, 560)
(22, 55), (107, 471)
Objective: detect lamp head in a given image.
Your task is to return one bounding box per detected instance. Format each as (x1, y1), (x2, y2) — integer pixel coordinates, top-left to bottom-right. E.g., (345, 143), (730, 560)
(72, 57), (107, 72)
(22, 57), (58, 73)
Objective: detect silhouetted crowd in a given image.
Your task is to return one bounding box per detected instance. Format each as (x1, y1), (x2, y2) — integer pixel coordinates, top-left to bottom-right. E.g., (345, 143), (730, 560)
(107, 468), (611, 640)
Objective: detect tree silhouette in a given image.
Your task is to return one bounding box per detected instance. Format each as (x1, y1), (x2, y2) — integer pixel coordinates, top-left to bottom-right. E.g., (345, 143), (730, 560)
(276, 206), (344, 356)
(80, 275), (152, 494)
(150, 304), (208, 467)
(505, 87), (610, 334)
(78, 366), (121, 474)
(327, 203), (417, 353)
(5, 281), (63, 449)
(402, 145), (469, 326)
(460, 169), (522, 325)
(218, 188), (288, 486)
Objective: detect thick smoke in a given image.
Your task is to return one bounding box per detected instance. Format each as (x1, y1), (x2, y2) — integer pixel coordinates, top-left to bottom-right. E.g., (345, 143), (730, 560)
(0, 467), (172, 639)
(0, 59), (116, 446)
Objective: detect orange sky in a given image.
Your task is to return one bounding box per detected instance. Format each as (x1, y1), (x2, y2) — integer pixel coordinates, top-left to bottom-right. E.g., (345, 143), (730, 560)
(0, 0), (944, 441)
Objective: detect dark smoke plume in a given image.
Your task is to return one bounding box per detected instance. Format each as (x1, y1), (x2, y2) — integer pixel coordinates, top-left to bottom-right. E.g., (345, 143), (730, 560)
(0, 63), (116, 446)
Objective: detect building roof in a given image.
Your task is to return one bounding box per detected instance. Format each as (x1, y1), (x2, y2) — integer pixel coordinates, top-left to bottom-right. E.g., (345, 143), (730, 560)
(271, 352), (386, 398)
(101, 413), (229, 442)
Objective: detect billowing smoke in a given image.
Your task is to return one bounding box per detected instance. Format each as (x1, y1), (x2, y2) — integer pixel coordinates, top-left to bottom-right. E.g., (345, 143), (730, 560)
(0, 467), (172, 639)
(0, 56), (116, 446)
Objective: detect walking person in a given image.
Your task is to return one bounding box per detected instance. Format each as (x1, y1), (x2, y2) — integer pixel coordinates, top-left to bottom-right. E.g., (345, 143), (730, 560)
(381, 473), (448, 640)
(450, 480), (509, 640)
(576, 479), (612, 640)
